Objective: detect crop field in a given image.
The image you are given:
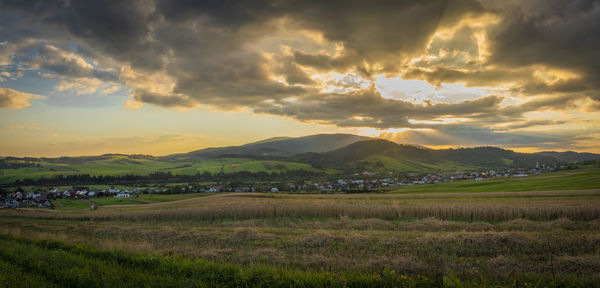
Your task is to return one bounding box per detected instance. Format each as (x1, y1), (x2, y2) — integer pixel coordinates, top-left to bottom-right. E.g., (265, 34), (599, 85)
(2, 175), (600, 287)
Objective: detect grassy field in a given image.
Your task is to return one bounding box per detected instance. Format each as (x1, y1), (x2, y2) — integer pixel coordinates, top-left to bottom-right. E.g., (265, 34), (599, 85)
(53, 193), (210, 210)
(0, 156), (319, 183)
(392, 167), (600, 193)
(1, 171), (600, 287)
(362, 156), (479, 173)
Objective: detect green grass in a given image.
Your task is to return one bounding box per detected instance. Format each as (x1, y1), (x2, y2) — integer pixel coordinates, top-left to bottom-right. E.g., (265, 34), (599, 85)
(89, 197), (147, 206)
(52, 199), (92, 211)
(52, 193), (210, 210)
(362, 156), (478, 172)
(2, 234), (594, 288)
(0, 156), (321, 183)
(138, 193), (212, 202)
(392, 167), (600, 194)
(0, 257), (53, 288)
(0, 234), (441, 288)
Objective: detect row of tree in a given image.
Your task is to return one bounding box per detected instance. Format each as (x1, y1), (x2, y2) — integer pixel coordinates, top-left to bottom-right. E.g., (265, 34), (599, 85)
(4, 170), (325, 187)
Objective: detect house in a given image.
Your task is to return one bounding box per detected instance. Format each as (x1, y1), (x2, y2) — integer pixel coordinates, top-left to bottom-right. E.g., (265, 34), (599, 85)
(270, 187), (279, 193)
(114, 192), (130, 198)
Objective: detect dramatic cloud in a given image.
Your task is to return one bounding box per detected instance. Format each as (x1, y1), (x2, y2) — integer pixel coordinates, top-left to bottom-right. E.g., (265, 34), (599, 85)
(0, 0), (599, 150)
(254, 85), (503, 128)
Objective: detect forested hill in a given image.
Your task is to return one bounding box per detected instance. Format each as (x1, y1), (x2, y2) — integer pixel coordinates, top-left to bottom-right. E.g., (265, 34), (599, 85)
(291, 139), (594, 170)
(163, 134), (370, 160)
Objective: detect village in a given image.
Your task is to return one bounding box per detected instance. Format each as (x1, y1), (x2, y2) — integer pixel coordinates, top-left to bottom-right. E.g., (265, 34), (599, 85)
(0, 165), (555, 209)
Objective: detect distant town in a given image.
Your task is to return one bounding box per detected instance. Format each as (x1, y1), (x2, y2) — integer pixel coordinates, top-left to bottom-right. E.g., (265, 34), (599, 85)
(1, 163), (561, 209)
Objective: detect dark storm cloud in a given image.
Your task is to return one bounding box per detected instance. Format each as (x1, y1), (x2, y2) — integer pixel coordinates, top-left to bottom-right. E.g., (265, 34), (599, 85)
(0, 0), (598, 143)
(254, 86), (503, 128)
(498, 95), (584, 118)
(130, 90), (195, 108)
(293, 51), (357, 74)
(484, 0), (600, 74)
(405, 0), (600, 105)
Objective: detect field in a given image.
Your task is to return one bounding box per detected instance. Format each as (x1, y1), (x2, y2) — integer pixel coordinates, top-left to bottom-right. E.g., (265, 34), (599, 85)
(361, 156), (479, 173)
(0, 155), (319, 183)
(392, 167), (600, 193)
(1, 169), (600, 287)
(52, 193), (210, 210)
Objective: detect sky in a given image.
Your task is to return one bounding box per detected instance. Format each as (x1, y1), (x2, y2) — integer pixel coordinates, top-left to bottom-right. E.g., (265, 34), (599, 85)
(1, 0), (599, 157)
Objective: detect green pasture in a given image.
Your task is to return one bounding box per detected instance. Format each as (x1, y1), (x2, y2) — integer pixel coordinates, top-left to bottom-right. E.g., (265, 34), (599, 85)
(0, 156), (320, 183)
(362, 155), (478, 172)
(52, 193), (210, 210)
(392, 167), (600, 193)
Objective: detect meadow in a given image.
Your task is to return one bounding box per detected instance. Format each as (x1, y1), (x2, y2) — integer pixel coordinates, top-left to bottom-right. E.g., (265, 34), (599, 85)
(392, 167), (600, 193)
(1, 168), (600, 287)
(52, 193), (211, 210)
(0, 155), (318, 183)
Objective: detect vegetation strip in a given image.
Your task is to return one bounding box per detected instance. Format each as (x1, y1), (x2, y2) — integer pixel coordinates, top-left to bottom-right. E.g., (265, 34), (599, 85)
(0, 234), (448, 287)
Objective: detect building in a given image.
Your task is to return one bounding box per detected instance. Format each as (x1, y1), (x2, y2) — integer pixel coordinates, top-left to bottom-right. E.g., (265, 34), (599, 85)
(114, 192), (130, 198)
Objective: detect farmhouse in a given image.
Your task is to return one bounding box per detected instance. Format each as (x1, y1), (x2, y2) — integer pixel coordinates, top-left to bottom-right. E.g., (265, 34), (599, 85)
(114, 192), (130, 198)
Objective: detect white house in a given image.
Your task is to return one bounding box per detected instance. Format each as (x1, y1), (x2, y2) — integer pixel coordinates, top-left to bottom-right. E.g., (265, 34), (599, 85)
(114, 192), (130, 198)
(270, 187), (279, 193)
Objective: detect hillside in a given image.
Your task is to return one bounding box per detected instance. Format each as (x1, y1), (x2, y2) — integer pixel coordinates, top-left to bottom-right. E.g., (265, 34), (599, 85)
(163, 134), (370, 160)
(536, 151), (600, 163)
(1, 134), (599, 183)
(432, 147), (562, 168)
(291, 139), (597, 172)
(0, 155), (320, 184)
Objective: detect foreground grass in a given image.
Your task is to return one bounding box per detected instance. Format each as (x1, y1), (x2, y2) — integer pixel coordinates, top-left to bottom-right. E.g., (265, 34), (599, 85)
(0, 234), (442, 287)
(1, 233), (597, 287)
(2, 184), (599, 287)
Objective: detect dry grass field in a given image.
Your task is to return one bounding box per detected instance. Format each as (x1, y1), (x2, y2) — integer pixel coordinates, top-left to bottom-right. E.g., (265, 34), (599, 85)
(2, 188), (600, 287)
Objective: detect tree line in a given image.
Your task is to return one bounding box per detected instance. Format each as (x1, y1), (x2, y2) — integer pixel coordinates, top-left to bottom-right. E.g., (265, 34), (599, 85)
(4, 170), (325, 187)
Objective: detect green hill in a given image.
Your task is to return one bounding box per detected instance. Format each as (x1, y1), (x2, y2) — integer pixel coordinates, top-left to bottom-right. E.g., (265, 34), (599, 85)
(431, 146), (562, 168)
(164, 133), (370, 160)
(291, 139), (595, 172)
(0, 155), (319, 183)
(1, 134), (599, 183)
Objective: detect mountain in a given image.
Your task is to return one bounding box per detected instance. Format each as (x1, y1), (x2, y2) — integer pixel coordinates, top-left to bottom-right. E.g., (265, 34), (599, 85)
(163, 134), (371, 161)
(293, 139), (433, 165)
